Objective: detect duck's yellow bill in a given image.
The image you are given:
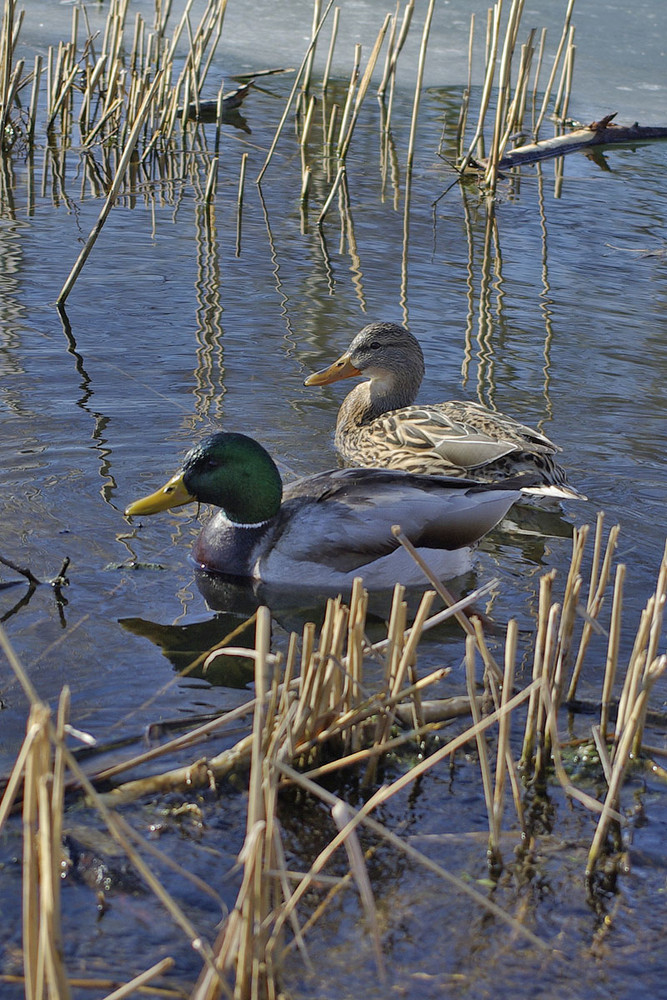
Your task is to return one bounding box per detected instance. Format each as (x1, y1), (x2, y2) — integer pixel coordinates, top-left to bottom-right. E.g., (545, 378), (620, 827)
(304, 352), (361, 386)
(125, 471), (195, 516)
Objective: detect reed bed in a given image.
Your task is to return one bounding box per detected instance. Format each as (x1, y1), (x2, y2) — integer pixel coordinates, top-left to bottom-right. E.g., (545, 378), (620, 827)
(0, 0), (591, 287)
(1, 519), (665, 997)
(0, 0), (250, 301)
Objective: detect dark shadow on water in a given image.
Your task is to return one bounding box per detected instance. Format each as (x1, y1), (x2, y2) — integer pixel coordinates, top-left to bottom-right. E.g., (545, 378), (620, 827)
(119, 610), (256, 688)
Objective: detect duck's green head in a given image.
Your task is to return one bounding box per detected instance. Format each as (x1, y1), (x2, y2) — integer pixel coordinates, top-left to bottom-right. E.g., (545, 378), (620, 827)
(125, 432), (283, 525)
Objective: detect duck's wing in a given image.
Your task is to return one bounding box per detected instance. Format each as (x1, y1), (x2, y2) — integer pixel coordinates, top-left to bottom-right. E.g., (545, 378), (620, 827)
(276, 468), (522, 574)
(439, 401), (561, 453)
(368, 401), (559, 471)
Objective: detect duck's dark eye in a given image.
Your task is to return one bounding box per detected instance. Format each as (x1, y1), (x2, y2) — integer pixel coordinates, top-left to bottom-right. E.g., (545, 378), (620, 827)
(369, 341), (381, 350)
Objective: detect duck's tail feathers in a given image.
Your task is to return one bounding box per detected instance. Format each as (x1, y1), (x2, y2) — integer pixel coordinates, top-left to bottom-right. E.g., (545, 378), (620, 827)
(521, 482), (587, 501)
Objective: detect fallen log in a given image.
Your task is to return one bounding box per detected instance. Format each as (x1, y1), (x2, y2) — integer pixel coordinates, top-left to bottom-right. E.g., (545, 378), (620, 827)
(476, 114), (667, 171)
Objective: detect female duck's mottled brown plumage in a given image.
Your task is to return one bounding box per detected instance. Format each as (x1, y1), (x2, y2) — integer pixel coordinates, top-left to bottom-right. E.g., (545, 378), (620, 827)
(304, 322), (585, 499)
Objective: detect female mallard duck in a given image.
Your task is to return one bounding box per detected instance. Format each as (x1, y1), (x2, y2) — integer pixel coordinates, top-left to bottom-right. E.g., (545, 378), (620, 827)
(304, 322), (585, 500)
(125, 431), (526, 590)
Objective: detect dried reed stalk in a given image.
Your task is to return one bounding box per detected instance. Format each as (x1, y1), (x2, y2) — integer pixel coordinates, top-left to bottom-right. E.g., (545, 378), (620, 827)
(256, 0), (335, 185)
(600, 562), (625, 741)
(317, 16), (391, 225)
(0, 0), (19, 141)
(455, 13), (476, 159)
(377, 0), (415, 99)
(483, 0), (527, 189)
(533, 0), (576, 138)
(56, 69), (163, 305)
(566, 515), (619, 702)
(587, 653), (667, 877)
(235, 150), (248, 255)
(465, 635), (500, 861)
(301, 0), (322, 100)
(320, 4), (340, 96)
(404, 0), (435, 178)
(458, 1), (501, 174)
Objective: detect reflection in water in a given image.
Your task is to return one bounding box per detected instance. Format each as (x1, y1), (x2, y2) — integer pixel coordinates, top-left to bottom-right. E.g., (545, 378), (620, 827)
(194, 567), (420, 631)
(193, 203), (226, 421)
(56, 305), (118, 507)
(339, 171), (366, 312)
(476, 200), (500, 410)
(379, 97), (401, 211)
(119, 608), (255, 688)
(257, 184), (296, 336)
(536, 166), (555, 426)
(0, 220), (27, 416)
(457, 174), (561, 428)
(458, 193), (517, 413)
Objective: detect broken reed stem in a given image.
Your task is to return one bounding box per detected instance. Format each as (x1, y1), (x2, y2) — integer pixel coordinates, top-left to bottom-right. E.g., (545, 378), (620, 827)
(335, 44), (361, 157)
(338, 13), (392, 161)
(378, 1), (399, 100)
(567, 517), (619, 702)
(27, 54), (43, 143)
(300, 92), (316, 208)
(560, 37), (575, 123)
(530, 27), (547, 130)
(320, 4), (340, 95)
(631, 541), (667, 755)
(377, 0), (415, 98)
(229, 607), (273, 999)
(493, 618), (517, 839)
(301, 0), (321, 99)
(455, 12), (475, 159)
(520, 568), (555, 771)
(483, 0), (525, 189)
(235, 150), (247, 255)
(204, 155), (218, 204)
(256, 0), (335, 184)
(331, 800), (386, 981)
(533, 0), (576, 139)
(600, 562), (625, 741)
(0, 0), (17, 140)
(587, 654), (667, 876)
(56, 69), (163, 305)
(405, 0), (435, 178)
(552, 25), (575, 120)
(465, 636), (500, 860)
(459, 1), (501, 173)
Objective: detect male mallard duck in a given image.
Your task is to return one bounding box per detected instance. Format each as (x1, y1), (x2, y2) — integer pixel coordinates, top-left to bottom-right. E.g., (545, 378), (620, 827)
(125, 431), (526, 590)
(304, 322), (585, 500)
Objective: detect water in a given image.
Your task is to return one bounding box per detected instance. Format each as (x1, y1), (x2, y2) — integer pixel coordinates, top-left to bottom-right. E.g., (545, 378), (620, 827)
(1, 1), (666, 996)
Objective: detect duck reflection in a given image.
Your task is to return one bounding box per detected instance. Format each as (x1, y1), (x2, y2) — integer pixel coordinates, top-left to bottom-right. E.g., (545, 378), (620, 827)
(119, 608), (256, 688)
(119, 497), (575, 690)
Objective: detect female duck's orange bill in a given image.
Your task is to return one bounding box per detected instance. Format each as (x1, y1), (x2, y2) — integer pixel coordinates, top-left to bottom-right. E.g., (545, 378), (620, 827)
(303, 352), (361, 386)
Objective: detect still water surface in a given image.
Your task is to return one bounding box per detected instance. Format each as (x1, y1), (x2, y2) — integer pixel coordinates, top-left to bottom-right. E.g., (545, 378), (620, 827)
(1, 1), (666, 996)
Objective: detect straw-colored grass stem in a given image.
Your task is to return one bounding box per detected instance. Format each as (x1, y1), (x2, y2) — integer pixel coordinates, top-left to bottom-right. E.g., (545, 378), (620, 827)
(56, 69), (164, 305)
(256, 0), (335, 185)
(532, 0), (576, 139)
